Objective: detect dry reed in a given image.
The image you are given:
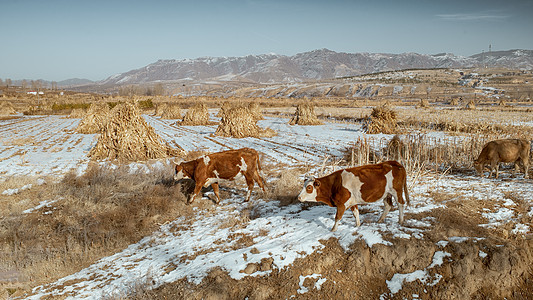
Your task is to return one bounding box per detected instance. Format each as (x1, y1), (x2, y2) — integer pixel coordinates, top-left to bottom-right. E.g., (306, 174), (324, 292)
(89, 102), (182, 162)
(68, 108), (86, 118)
(288, 103), (323, 125)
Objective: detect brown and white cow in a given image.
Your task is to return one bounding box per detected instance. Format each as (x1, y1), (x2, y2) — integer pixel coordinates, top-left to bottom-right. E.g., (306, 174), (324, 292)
(474, 139), (530, 179)
(297, 161), (410, 232)
(174, 148), (266, 204)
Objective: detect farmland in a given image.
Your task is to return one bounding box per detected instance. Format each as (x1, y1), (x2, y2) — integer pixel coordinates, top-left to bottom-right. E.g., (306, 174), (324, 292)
(1, 68), (533, 299)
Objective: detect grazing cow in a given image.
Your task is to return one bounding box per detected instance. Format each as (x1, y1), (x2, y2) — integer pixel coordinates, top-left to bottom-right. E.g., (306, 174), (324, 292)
(474, 139), (530, 179)
(174, 148), (266, 204)
(297, 161), (410, 232)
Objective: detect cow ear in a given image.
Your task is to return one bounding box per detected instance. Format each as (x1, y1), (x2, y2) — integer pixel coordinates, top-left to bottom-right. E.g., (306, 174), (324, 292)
(313, 180), (320, 187)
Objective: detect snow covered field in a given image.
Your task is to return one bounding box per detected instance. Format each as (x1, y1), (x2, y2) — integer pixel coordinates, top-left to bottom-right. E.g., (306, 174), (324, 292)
(1, 114), (532, 299)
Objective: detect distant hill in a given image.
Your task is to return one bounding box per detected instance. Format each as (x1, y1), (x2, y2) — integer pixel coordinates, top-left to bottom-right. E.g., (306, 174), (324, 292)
(98, 48), (533, 86)
(57, 78), (95, 87)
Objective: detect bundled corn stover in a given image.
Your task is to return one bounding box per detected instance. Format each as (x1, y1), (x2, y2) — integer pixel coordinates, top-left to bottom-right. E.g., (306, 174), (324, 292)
(364, 104), (399, 134)
(214, 105), (276, 138)
(89, 102), (182, 162)
(288, 103), (323, 125)
(178, 103), (212, 125)
(76, 102), (110, 134)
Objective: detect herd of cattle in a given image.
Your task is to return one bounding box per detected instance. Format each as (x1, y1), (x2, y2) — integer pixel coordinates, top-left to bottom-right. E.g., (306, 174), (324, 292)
(173, 138), (531, 231)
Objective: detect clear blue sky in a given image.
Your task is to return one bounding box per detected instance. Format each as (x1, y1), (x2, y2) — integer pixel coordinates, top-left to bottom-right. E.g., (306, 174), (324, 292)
(1, 0), (532, 82)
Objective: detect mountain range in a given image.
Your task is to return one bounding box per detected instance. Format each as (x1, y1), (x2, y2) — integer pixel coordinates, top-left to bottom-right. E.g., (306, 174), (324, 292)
(96, 48), (533, 87)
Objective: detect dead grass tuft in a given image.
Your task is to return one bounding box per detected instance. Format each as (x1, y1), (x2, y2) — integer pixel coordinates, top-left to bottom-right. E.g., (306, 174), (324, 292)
(0, 101), (17, 116)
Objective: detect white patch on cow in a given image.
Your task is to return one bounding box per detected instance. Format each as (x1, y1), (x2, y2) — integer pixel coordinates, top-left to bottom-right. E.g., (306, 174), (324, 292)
(174, 169), (185, 181)
(203, 156), (211, 166)
(213, 170), (219, 178)
(204, 177), (219, 187)
(342, 170), (395, 209)
(341, 170), (364, 209)
(298, 178), (318, 202)
(238, 157), (247, 172)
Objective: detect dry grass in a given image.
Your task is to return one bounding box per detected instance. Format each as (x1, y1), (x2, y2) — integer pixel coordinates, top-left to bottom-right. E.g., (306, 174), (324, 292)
(0, 163), (192, 293)
(214, 105), (276, 138)
(76, 102), (110, 134)
(288, 103), (323, 125)
(89, 102), (183, 162)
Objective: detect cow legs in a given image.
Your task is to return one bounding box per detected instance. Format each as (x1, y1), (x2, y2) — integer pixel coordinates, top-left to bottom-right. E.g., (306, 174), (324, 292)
(350, 206), (361, 227)
(378, 195), (393, 223)
(188, 181), (204, 204)
(244, 174), (254, 202)
(211, 182), (221, 204)
(254, 170), (266, 192)
(332, 206), (346, 232)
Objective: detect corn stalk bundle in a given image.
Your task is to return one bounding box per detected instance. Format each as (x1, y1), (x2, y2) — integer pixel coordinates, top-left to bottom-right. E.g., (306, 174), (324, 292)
(76, 102), (110, 134)
(449, 98), (459, 106)
(214, 106), (276, 138)
(216, 101), (232, 119)
(465, 100), (477, 110)
(418, 99), (430, 108)
(248, 102), (264, 121)
(154, 103), (169, 117)
(179, 103), (211, 125)
(363, 104), (399, 134)
(68, 108), (86, 118)
(89, 102), (182, 162)
(160, 104), (182, 119)
(288, 103), (323, 125)
(0, 101), (16, 116)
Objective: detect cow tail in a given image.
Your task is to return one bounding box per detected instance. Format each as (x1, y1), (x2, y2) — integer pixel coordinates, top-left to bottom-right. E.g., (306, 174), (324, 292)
(404, 178), (411, 207)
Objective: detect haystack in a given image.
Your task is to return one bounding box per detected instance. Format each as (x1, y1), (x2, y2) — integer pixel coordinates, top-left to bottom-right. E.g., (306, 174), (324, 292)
(154, 103), (168, 117)
(89, 102), (182, 162)
(364, 104), (399, 134)
(385, 135), (405, 160)
(178, 103), (212, 125)
(0, 101), (16, 116)
(68, 108), (86, 118)
(248, 102), (264, 121)
(417, 99), (430, 109)
(76, 102), (110, 134)
(449, 98), (459, 106)
(214, 106), (276, 138)
(216, 101), (232, 119)
(288, 103), (323, 125)
(160, 104), (182, 119)
(465, 100), (476, 110)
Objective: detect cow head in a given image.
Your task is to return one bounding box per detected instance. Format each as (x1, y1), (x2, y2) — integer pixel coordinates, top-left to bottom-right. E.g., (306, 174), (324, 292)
(174, 162), (191, 181)
(298, 177), (319, 202)
(472, 159), (484, 176)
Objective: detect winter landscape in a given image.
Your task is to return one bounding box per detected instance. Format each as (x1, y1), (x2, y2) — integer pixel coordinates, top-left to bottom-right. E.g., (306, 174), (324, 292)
(1, 63), (533, 299)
